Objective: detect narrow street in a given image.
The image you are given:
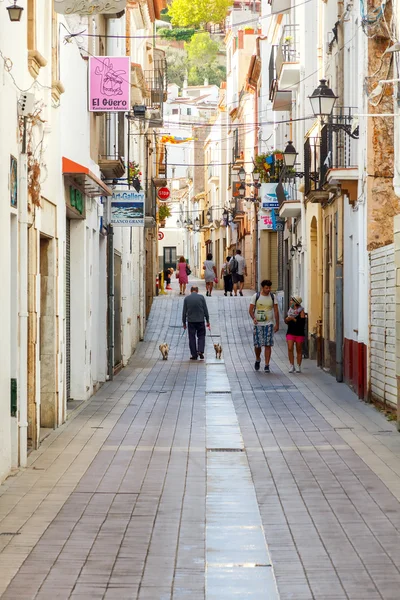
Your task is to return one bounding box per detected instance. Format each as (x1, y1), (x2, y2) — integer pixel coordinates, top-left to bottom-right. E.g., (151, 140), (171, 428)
(2, 283), (400, 600)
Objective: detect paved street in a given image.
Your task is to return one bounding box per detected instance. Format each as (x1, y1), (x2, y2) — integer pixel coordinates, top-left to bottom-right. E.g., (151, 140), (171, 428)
(2, 282), (400, 599)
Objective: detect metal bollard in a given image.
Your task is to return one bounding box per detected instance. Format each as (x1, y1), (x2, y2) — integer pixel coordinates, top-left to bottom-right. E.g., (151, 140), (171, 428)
(156, 274), (159, 296)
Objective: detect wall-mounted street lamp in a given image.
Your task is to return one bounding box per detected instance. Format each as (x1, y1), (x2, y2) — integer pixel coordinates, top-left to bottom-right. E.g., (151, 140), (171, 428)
(238, 167), (246, 182)
(238, 184), (246, 197)
(206, 209), (212, 223)
(194, 217), (200, 231)
(7, 0), (24, 21)
(290, 240), (302, 257)
(308, 79), (359, 139)
(283, 141), (298, 168)
(176, 219), (182, 228)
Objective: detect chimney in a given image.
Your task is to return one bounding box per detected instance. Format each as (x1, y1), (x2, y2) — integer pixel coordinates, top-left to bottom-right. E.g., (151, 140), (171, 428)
(238, 29), (244, 49)
(204, 78), (209, 86)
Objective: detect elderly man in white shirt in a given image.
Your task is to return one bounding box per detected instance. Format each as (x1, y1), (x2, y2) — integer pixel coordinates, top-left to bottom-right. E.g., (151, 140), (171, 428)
(229, 249), (247, 296)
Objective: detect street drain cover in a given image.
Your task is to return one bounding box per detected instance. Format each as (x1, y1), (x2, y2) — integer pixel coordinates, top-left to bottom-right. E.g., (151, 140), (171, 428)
(207, 448), (244, 452)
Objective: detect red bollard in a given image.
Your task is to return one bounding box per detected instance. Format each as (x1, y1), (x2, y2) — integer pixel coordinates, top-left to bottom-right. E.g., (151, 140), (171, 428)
(156, 275), (159, 296)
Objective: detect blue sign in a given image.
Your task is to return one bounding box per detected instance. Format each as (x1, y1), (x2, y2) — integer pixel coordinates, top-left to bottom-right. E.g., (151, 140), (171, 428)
(111, 189), (145, 226)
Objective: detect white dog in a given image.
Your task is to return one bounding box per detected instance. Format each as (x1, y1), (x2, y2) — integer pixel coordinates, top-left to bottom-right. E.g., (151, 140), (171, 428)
(159, 343), (169, 360)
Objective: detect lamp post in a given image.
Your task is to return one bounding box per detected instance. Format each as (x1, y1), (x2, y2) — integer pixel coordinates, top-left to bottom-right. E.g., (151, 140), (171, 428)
(7, 0), (24, 21)
(308, 80), (359, 138)
(283, 141), (298, 168)
(238, 167), (246, 182)
(309, 79), (338, 117)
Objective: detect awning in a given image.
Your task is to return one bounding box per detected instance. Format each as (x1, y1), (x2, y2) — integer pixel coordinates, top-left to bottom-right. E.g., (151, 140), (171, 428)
(62, 157), (112, 197)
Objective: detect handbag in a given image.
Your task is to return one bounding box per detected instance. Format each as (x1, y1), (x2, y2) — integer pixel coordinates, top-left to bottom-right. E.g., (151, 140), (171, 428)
(214, 277), (218, 284)
(186, 265), (191, 276)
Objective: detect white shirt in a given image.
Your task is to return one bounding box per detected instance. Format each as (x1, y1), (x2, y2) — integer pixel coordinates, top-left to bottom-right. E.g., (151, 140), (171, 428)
(235, 254), (246, 275)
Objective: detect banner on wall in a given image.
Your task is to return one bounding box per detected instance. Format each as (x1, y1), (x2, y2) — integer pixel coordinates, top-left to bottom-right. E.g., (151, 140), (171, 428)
(89, 56), (130, 112)
(111, 190), (144, 226)
(259, 210), (285, 231)
(260, 183), (289, 209)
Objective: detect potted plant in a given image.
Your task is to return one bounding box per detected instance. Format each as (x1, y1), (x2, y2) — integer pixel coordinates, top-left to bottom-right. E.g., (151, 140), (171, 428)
(158, 203), (172, 227)
(254, 150), (285, 183)
(128, 161), (142, 191)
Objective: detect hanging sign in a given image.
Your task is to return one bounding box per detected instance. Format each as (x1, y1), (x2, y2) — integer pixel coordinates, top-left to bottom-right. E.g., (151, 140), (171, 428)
(260, 183), (289, 209)
(111, 190), (144, 226)
(89, 56), (130, 112)
(54, 1), (127, 15)
(259, 210), (285, 231)
(157, 187), (170, 201)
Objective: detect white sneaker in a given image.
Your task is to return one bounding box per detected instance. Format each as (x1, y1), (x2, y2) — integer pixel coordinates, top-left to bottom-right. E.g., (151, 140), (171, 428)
(289, 365), (295, 373)
(296, 365), (301, 373)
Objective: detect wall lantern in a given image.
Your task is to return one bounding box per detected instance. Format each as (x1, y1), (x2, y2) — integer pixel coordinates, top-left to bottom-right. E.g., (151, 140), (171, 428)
(194, 217), (200, 230)
(7, 0), (24, 21)
(238, 184), (246, 197)
(206, 209), (212, 223)
(252, 169), (261, 188)
(309, 79), (338, 117)
(238, 167), (246, 182)
(283, 141), (298, 168)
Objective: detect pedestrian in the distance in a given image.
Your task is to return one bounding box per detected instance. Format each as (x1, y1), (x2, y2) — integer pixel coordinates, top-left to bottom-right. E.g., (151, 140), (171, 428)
(177, 256), (190, 295)
(285, 296), (305, 373)
(165, 268), (173, 290)
(221, 256), (233, 296)
(248, 279), (279, 373)
(230, 249), (247, 296)
(203, 253), (217, 296)
(182, 286), (210, 360)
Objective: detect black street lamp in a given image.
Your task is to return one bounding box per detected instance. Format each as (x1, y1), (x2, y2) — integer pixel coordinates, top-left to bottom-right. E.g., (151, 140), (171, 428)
(283, 141), (298, 168)
(194, 217), (200, 230)
(238, 184), (246, 197)
(7, 0), (23, 21)
(252, 169), (261, 188)
(309, 79), (338, 117)
(206, 209), (212, 223)
(238, 167), (246, 182)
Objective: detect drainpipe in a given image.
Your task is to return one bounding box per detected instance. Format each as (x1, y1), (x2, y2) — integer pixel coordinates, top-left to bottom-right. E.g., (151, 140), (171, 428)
(19, 117), (28, 467)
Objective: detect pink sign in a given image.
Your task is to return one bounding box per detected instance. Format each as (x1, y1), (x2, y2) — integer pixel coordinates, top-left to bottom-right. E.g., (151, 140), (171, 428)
(89, 56), (130, 112)
(259, 212), (274, 230)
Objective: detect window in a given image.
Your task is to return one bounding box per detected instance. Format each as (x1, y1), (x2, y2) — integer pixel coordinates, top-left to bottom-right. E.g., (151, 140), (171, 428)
(172, 108), (179, 115)
(187, 108), (192, 116)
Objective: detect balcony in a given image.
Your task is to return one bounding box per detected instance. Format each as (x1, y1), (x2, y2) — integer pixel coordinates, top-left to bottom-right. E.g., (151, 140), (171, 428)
(143, 58), (167, 128)
(269, 46), (292, 112)
(268, 0), (291, 14)
(98, 155), (125, 179)
(304, 133), (329, 202)
(279, 200), (301, 218)
(276, 25), (300, 89)
(324, 108), (359, 202)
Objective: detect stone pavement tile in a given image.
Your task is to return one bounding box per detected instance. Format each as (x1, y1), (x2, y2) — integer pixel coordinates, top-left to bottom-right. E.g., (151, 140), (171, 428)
(138, 586), (172, 599)
(103, 587), (139, 600)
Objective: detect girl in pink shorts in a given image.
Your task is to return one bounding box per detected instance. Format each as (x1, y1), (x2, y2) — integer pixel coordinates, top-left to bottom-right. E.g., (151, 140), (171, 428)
(285, 296), (305, 373)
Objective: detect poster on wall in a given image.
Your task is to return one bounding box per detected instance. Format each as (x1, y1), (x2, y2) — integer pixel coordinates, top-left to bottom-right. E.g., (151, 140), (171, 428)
(260, 183), (289, 209)
(89, 56), (130, 112)
(10, 155), (17, 207)
(111, 190), (144, 226)
(259, 210), (285, 231)
(54, 1), (127, 15)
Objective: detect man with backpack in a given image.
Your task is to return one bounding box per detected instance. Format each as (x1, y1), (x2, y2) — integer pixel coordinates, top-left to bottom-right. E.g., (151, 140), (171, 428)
(248, 279), (279, 372)
(230, 249), (247, 296)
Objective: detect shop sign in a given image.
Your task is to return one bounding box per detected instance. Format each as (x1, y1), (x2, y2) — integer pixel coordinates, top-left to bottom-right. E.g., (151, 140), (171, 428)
(111, 190), (144, 226)
(259, 210), (285, 231)
(260, 183), (288, 209)
(54, 0), (127, 15)
(89, 56), (130, 112)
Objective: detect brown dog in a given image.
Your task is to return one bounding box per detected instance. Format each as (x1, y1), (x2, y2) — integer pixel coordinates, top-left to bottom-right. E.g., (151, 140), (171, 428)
(214, 343), (222, 359)
(159, 343), (169, 360)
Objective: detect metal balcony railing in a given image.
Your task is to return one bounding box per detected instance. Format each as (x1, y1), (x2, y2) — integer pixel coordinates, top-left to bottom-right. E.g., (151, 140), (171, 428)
(304, 129), (329, 196)
(143, 59), (167, 111)
(276, 25), (300, 78)
(269, 45), (278, 100)
(324, 107), (358, 170)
